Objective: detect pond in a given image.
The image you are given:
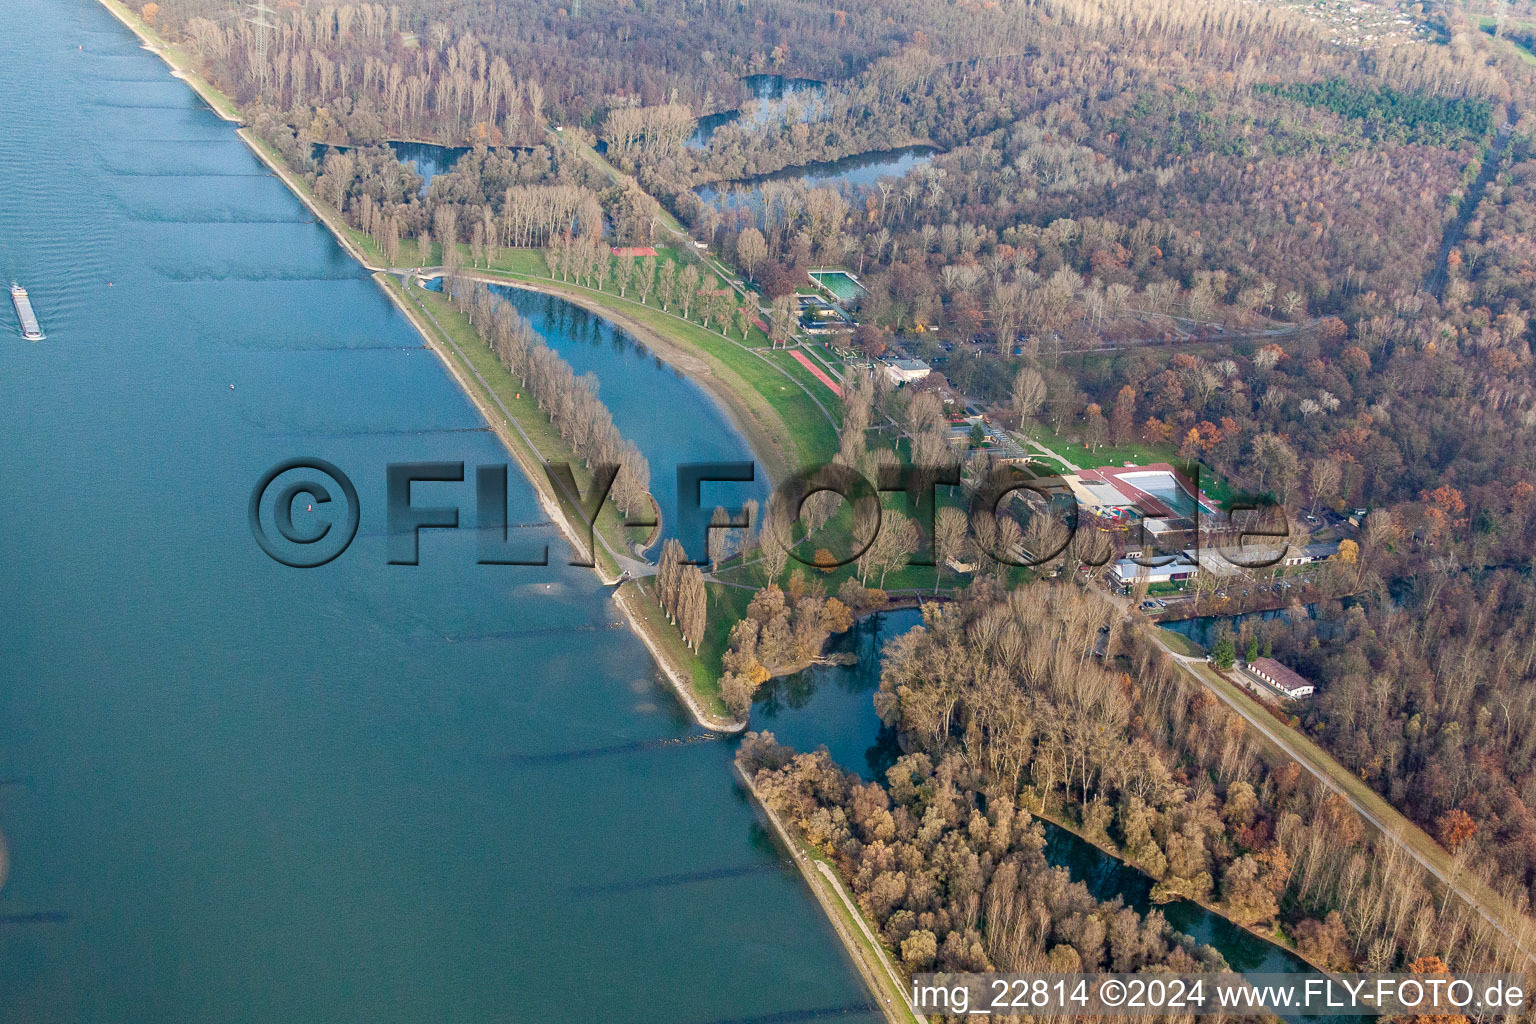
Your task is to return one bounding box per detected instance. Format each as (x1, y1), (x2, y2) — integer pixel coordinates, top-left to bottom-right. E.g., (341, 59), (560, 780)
(312, 140), (469, 192)
(688, 74), (827, 149)
(694, 145), (938, 217)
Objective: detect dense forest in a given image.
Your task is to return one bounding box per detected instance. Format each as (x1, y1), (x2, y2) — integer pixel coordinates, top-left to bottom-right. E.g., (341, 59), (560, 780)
(741, 582), (1535, 983)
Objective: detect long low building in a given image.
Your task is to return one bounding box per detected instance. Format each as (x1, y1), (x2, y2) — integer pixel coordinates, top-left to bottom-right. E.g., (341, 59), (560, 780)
(1112, 558), (1197, 585)
(1244, 657), (1315, 698)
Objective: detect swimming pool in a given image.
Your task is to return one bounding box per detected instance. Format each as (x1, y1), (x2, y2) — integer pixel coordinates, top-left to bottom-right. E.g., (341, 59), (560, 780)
(810, 270), (864, 303)
(1119, 470), (1208, 521)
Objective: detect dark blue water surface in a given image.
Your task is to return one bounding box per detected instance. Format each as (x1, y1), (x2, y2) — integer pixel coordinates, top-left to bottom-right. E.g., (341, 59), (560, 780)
(313, 140), (468, 192)
(0, 3), (880, 1022)
(695, 146), (938, 217)
(688, 74), (826, 148)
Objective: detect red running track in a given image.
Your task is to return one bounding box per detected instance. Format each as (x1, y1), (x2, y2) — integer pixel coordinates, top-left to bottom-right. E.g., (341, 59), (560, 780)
(787, 349), (843, 397)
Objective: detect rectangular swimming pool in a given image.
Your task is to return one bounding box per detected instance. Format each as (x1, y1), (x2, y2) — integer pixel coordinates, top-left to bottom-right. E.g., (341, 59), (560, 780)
(810, 270), (865, 303)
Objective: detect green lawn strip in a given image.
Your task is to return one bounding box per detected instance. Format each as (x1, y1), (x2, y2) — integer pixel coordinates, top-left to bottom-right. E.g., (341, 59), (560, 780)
(455, 264), (840, 468)
(1026, 423), (1169, 469)
(392, 277), (652, 579)
(766, 348), (843, 405)
(1157, 627), (1206, 658)
(477, 247), (550, 276)
(799, 344), (846, 381)
(1025, 423), (1238, 506)
(620, 578), (733, 718)
(795, 845), (926, 1024)
(1477, 16), (1536, 64)
(701, 583), (754, 677)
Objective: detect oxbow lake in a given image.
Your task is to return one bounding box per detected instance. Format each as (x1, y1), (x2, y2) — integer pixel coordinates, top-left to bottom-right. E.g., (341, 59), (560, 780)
(687, 74), (828, 149)
(424, 277), (771, 557)
(695, 146), (939, 217)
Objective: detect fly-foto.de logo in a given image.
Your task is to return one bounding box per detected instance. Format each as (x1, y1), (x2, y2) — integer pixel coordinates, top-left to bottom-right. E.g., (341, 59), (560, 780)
(249, 458), (1295, 571)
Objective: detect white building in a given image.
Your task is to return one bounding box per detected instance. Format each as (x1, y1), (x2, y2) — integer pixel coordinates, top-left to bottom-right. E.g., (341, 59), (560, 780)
(1244, 658), (1315, 698)
(883, 358), (931, 385)
(1112, 558), (1197, 585)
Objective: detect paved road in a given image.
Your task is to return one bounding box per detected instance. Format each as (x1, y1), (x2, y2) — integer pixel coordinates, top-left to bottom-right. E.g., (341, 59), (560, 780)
(1148, 632), (1536, 964)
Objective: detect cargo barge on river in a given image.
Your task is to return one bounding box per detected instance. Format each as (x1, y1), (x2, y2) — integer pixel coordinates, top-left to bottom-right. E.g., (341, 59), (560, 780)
(10, 284), (43, 340)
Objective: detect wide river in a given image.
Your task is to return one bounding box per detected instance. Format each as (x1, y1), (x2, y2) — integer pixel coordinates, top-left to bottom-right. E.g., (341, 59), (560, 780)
(0, 2), (879, 1022)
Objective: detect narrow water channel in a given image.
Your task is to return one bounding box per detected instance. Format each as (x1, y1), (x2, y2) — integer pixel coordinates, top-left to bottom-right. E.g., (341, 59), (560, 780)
(424, 277), (771, 554)
(753, 610), (1333, 988)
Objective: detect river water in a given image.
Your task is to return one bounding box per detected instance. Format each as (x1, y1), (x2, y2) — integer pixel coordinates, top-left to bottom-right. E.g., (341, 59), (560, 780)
(0, 3), (880, 1022)
(426, 280), (771, 558)
(695, 146), (938, 218)
(754, 610), (1327, 985)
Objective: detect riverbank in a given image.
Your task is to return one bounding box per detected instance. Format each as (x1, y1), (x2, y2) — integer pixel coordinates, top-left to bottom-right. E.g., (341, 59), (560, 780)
(96, 0), (764, 732)
(444, 271), (796, 487)
(381, 275), (746, 733)
(735, 763), (923, 1024)
(373, 276), (621, 585)
(95, 0), (240, 122)
(91, 7), (920, 1007)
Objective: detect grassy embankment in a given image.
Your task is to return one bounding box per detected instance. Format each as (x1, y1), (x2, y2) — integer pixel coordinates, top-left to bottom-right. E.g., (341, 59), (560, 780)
(460, 252), (842, 474)
(736, 765), (925, 1024)
(381, 277), (635, 577)
(382, 274), (745, 728)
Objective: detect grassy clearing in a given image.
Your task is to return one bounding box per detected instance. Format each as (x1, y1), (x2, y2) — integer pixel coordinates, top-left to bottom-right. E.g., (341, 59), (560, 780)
(1478, 16), (1536, 64)
(1024, 422), (1241, 507)
(1157, 627), (1206, 658)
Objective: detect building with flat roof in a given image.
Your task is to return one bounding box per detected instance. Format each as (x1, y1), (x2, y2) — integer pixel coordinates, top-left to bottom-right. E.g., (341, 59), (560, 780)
(1064, 463), (1213, 530)
(1244, 658), (1315, 698)
(1065, 476), (1138, 516)
(883, 358), (931, 385)
(1112, 558), (1197, 585)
